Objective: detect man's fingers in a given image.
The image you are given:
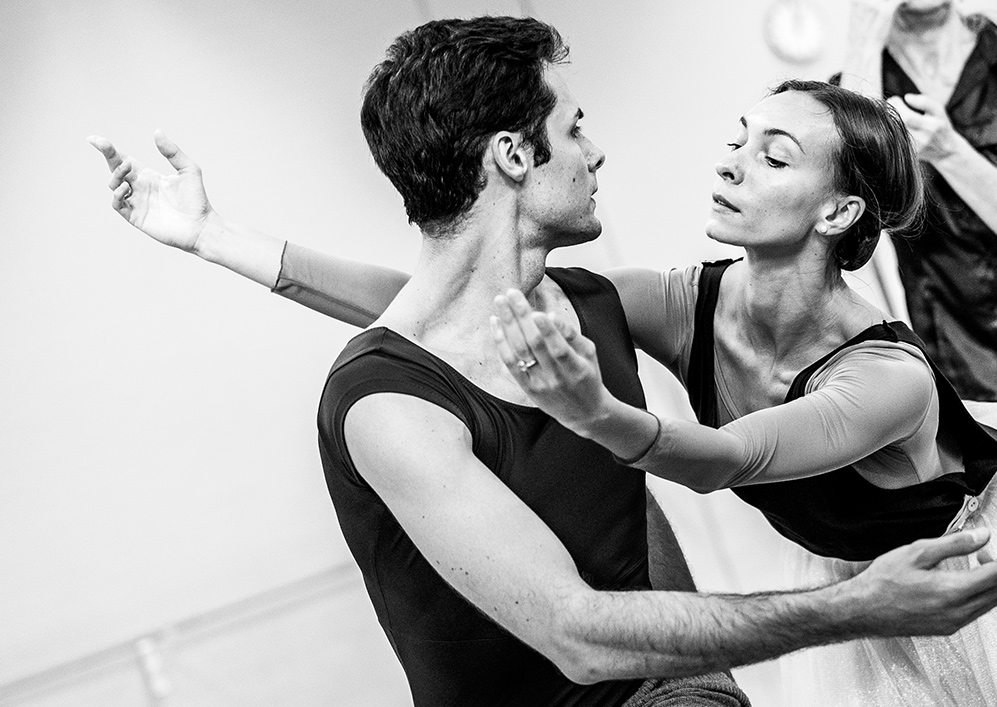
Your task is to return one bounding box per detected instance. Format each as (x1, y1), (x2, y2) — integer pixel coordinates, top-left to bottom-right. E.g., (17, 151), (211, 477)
(936, 561), (997, 628)
(154, 129), (198, 174)
(915, 528), (992, 569)
(87, 135), (123, 171)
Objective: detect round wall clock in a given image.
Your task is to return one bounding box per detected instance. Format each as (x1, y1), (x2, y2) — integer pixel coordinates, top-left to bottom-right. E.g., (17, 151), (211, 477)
(763, 0), (825, 64)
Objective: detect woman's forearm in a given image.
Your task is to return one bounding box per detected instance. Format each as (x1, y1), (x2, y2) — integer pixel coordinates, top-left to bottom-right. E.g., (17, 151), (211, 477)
(273, 242), (410, 326)
(192, 212), (286, 288)
(573, 399), (745, 492)
(193, 218), (411, 326)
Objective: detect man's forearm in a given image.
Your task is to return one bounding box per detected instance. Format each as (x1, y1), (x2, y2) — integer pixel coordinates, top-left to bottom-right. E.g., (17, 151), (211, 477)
(559, 581), (860, 683)
(555, 528), (997, 683)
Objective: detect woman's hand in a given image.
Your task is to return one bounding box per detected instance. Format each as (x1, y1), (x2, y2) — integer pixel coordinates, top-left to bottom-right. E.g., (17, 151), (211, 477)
(88, 130), (215, 254)
(490, 288), (611, 434)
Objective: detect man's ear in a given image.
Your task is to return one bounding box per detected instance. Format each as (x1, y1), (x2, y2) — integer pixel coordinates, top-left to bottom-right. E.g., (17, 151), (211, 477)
(490, 131), (529, 182)
(818, 195), (866, 236)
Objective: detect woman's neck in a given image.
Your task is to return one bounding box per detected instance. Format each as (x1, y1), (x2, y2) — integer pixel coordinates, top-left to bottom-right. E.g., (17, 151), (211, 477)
(724, 255), (863, 361)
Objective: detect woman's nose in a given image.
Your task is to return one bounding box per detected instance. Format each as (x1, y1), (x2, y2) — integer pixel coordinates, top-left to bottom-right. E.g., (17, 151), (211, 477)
(715, 156), (741, 183)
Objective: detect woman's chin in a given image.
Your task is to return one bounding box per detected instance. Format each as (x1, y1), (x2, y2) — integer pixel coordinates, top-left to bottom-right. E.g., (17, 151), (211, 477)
(704, 223), (733, 245)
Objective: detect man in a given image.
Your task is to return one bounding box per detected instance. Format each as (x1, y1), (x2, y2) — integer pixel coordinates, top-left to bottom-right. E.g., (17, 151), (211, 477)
(91, 16), (997, 707)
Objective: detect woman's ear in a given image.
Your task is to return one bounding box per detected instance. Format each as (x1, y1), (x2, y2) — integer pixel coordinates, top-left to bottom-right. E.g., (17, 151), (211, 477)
(819, 195), (866, 236)
(489, 131), (529, 182)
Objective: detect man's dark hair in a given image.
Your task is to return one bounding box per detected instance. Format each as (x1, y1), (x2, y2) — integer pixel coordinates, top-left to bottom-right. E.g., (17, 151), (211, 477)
(360, 16), (569, 233)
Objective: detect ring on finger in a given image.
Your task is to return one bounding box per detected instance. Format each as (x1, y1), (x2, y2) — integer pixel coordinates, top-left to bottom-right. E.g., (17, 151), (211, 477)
(516, 358), (538, 373)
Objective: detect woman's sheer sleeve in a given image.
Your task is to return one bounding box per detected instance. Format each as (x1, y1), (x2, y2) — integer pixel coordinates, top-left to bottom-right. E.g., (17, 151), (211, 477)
(633, 343), (937, 492)
(603, 264), (699, 383)
(272, 242), (410, 327)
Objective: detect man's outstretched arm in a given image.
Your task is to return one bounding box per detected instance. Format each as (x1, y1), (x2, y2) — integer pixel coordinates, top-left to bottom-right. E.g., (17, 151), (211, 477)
(89, 133), (407, 326)
(346, 392), (997, 684)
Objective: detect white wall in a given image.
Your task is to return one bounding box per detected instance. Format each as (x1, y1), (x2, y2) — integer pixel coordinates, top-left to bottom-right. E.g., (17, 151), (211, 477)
(1, 0), (856, 701)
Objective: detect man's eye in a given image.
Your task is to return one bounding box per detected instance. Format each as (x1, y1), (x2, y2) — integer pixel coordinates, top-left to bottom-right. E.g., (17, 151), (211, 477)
(726, 142), (742, 151)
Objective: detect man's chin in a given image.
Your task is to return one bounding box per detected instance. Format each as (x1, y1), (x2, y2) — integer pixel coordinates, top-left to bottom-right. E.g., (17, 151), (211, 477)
(568, 220), (602, 244)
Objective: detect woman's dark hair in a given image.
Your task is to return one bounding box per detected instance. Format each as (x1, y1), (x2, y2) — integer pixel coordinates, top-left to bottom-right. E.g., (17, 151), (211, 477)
(360, 16), (569, 234)
(770, 79), (925, 271)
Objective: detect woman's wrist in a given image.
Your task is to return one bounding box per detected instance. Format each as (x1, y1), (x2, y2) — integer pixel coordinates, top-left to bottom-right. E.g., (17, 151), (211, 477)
(193, 212), (286, 288)
(573, 398), (661, 464)
(189, 209), (227, 260)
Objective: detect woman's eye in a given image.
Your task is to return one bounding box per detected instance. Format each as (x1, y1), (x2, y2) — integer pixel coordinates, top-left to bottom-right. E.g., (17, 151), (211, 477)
(765, 156), (787, 168)
(726, 142), (742, 151)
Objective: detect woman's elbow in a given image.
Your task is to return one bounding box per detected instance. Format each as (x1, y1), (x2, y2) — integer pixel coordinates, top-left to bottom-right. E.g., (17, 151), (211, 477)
(684, 477), (726, 494)
(659, 469), (728, 494)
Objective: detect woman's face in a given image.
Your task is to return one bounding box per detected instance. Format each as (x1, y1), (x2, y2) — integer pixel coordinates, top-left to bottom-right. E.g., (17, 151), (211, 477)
(705, 91), (841, 256)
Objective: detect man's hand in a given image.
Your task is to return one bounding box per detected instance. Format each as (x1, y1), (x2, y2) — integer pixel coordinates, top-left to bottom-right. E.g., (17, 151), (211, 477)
(850, 528), (997, 637)
(888, 93), (965, 165)
(88, 131), (214, 254)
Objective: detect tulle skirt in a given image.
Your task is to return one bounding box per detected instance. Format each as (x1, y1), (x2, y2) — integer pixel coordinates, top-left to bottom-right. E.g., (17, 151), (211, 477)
(779, 472), (997, 706)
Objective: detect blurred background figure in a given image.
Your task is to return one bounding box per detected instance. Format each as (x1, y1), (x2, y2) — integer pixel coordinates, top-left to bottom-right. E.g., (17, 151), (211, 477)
(838, 0), (997, 401)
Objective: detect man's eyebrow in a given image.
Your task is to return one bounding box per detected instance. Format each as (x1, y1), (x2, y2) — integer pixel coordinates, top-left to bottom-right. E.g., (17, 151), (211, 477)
(740, 115), (805, 153)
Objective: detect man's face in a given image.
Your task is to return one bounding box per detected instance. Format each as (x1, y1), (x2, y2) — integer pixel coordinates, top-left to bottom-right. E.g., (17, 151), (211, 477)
(521, 67), (606, 247)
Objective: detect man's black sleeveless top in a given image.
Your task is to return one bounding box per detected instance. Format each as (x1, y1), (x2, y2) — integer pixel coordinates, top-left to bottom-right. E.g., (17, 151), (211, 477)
(687, 260), (997, 561)
(317, 268), (649, 707)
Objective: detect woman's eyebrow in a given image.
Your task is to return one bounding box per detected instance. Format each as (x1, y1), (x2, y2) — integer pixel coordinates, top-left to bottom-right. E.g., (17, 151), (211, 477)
(740, 115), (806, 153)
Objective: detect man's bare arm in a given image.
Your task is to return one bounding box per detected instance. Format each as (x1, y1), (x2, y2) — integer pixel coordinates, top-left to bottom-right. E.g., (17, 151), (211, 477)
(345, 392), (997, 683)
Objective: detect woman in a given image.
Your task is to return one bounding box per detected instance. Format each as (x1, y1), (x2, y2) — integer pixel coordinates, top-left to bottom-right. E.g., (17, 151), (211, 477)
(90, 80), (997, 704)
(490, 80), (997, 706)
